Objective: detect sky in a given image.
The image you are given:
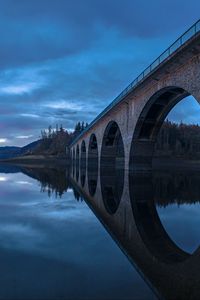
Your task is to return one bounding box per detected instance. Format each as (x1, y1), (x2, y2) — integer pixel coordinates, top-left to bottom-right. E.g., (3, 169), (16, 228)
(0, 0), (200, 146)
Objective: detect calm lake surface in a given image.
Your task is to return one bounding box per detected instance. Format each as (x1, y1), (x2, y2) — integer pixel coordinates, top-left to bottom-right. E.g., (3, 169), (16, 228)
(0, 164), (155, 300)
(0, 163), (200, 299)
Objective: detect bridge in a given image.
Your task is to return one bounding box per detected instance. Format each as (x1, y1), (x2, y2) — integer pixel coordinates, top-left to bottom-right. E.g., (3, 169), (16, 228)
(70, 19), (200, 193)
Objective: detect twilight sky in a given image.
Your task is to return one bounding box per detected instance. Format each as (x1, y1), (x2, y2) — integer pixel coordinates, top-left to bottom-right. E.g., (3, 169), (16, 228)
(0, 0), (200, 146)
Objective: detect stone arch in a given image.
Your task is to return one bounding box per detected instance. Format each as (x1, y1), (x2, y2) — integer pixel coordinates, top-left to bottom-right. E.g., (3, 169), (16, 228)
(87, 134), (98, 196)
(129, 86), (191, 171)
(76, 144), (80, 181)
(80, 140), (86, 187)
(128, 86), (200, 263)
(100, 121), (125, 214)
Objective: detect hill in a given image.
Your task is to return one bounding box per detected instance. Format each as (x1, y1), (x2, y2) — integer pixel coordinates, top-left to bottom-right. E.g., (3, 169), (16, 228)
(0, 140), (41, 159)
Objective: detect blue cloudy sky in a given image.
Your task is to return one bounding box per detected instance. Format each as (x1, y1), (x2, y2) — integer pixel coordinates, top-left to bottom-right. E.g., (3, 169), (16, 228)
(0, 0), (200, 146)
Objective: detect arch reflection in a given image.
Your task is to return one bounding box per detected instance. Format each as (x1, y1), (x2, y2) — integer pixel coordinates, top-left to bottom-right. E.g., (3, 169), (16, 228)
(72, 148), (75, 178)
(88, 134), (98, 196)
(80, 140), (86, 187)
(129, 170), (191, 263)
(100, 121), (125, 214)
(71, 165), (200, 299)
(76, 144), (80, 181)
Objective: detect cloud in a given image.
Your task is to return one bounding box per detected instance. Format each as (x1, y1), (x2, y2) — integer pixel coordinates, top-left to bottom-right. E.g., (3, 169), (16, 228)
(42, 100), (83, 111)
(0, 176), (7, 181)
(0, 138), (7, 143)
(16, 135), (34, 139)
(0, 0), (199, 146)
(0, 0), (199, 69)
(0, 84), (36, 95)
(0, 66), (47, 95)
(15, 181), (33, 185)
(20, 114), (40, 118)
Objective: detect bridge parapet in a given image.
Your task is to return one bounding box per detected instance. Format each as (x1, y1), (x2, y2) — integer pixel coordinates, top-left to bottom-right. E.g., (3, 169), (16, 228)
(71, 19), (200, 147)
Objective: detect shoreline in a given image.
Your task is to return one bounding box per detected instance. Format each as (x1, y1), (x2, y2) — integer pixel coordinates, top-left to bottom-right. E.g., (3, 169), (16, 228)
(0, 155), (70, 168)
(1, 155), (200, 171)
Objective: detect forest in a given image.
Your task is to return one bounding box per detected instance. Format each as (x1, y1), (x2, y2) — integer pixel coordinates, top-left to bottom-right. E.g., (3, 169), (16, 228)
(32, 121), (88, 157)
(154, 120), (200, 159)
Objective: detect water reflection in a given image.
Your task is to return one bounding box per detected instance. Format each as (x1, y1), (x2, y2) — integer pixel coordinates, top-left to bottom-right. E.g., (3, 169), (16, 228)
(153, 170), (200, 206)
(87, 134), (98, 196)
(101, 168), (124, 214)
(76, 144), (80, 181)
(0, 163), (70, 198)
(0, 163), (155, 300)
(80, 140), (86, 187)
(153, 170), (200, 254)
(26, 167), (70, 198)
(71, 164), (200, 299)
(100, 121), (125, 214)
(129, 171), (190, 263)
(1, 162), (200, 299)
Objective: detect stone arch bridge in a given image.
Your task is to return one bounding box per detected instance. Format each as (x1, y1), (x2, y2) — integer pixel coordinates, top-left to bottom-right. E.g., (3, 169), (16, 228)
(70, 20), (200, 189)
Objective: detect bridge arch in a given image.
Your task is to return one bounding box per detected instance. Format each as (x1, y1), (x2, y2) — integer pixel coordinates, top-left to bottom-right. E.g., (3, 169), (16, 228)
(100, 121), (125, 214)
(129, 86), (192, 171)
(87, 134), (98, 196)
(80, 140), (86, 187)
(129, 86), (200, 261)
(76, 144), (80, 181)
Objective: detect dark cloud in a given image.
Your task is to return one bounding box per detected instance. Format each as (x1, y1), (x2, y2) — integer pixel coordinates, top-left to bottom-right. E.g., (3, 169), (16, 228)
(0, 0), (199, 68)
(0, 0), (199, 145)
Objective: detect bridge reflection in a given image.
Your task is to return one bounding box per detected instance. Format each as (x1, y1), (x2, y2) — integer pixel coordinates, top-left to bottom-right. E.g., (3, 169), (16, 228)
(87, 134), (98, 196)
(2, 162), (200, 299)
(70, 165), (200, 300)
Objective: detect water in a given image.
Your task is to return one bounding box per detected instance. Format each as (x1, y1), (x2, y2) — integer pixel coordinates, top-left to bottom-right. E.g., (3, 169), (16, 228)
(1, 163), (200, 299)
(0, 164), (155, 300)
(153, 170), (200, 254)
(157, 203), (200, 254)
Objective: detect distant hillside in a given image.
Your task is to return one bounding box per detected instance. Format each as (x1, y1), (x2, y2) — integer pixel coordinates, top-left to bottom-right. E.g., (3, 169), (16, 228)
(0, 140), (41, 159)
(0, 146), (21, 159)
(21, 140), (42, 155)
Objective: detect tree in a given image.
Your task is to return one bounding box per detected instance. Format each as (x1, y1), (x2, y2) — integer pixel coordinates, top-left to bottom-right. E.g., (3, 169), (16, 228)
(48, 125), (52, 138)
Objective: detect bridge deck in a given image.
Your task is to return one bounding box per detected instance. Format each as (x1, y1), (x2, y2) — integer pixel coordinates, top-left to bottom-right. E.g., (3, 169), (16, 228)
(71, 19), (200, 146)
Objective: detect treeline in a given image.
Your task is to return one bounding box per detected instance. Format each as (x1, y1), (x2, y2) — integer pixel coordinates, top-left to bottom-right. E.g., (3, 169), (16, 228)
(32, 122), (88, 157)
(32, 119), (200, 159)
(155, 120), (200, 159)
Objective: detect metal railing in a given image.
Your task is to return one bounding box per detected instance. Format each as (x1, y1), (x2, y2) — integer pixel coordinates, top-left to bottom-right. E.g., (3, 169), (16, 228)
(71, 19), (200, 146)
